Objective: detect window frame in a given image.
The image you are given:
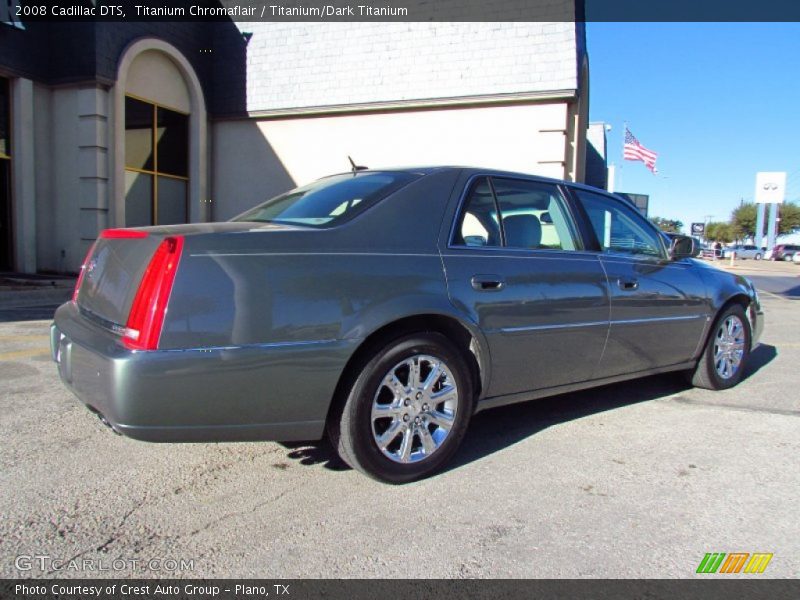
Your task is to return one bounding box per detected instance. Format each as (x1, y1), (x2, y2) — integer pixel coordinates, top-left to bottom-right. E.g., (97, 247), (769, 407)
(448, 174), (586, 254)
(566, 186), (670, 261)
(0, 76), (10, 161)
(0, 76), (11, 270)
(124, 94), (189, 226)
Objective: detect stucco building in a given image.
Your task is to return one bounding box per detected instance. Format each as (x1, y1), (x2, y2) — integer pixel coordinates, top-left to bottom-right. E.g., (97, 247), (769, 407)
(0, 14), (590, 274)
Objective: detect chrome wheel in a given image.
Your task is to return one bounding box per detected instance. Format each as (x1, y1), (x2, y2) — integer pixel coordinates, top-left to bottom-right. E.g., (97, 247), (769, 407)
(371, 354), (459, 464)
(713, 315), (746, 379)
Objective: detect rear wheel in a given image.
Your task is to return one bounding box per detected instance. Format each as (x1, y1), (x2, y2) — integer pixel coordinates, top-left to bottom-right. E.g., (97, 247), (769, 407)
(330, 333), (474, 483)
(690, 304), (751, 390)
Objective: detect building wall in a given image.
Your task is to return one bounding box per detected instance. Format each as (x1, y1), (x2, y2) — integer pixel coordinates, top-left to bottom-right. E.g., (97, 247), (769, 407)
(586, 122), (609, 190)
(240, 22), (581, 114)
(2, 17), (587, 273)
(212, 101), (572, 220)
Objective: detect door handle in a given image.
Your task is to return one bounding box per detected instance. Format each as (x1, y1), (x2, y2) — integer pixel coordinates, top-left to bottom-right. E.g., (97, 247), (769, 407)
(471, 275), (505, 292)
(617, 278), (639, 291)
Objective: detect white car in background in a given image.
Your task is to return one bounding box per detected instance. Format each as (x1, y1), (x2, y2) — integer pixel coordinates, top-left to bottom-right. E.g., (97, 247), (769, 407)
(793, 252), (800, 265)
(722, 245), (764, 260)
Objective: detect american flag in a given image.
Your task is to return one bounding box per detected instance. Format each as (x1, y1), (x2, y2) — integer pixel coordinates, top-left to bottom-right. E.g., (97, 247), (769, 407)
(624, 127), (658, 174)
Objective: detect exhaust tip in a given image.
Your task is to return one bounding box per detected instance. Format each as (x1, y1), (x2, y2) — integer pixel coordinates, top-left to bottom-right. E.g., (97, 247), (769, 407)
(88, 406), (122, 436)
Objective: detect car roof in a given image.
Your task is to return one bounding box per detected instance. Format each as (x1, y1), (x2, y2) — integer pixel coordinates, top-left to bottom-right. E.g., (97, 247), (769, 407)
(324, 166), (610, 194)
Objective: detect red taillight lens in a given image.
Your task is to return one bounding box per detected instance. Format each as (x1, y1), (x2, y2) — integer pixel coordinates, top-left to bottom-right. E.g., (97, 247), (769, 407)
(122, 236), (184, 351)
(72, 242), (97, 303)
(100, 228), (149, 239)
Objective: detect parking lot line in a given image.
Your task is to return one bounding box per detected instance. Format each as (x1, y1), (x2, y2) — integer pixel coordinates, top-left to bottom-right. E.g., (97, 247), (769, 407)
(0, 347), (50, 361)
(756, 288), (791, 301)
(0, 334), (50, 343)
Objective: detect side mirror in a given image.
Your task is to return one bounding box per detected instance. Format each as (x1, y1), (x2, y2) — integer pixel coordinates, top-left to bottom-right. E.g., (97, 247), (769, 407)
(669, 235), (696, 260)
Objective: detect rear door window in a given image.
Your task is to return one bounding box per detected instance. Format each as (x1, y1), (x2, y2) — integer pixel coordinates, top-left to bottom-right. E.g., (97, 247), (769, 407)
(491, 178), (578, 251)
(452, 177), (579, 251)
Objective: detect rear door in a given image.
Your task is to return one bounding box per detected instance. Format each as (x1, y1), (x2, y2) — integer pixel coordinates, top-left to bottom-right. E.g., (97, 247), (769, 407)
(570, 188), (709, 377)
(441, 175), (609, 398)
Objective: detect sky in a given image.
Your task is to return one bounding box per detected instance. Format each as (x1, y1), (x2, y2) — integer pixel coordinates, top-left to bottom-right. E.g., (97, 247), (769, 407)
(586, 22), (800, 241)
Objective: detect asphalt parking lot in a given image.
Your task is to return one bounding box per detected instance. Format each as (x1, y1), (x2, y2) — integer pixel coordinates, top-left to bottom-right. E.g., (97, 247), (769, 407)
(0, 264), (798, 579)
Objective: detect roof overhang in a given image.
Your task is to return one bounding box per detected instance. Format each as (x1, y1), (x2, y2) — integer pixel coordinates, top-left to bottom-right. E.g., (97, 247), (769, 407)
(242, 88), (580, 121)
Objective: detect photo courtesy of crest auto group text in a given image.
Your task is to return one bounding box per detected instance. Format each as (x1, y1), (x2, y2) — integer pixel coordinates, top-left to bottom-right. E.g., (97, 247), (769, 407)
(0, 0), (798, 598)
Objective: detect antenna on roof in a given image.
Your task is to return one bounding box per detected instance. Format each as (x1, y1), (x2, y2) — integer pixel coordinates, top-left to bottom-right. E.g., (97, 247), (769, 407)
(348, 156), (367, 174)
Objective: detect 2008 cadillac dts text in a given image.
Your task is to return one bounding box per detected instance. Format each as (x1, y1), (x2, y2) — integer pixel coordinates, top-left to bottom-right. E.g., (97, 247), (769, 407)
(51, 167), (763, 483)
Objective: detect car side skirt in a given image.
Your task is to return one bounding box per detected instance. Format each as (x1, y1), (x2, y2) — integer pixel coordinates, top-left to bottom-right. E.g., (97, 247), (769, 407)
(474, 360), (697, 414)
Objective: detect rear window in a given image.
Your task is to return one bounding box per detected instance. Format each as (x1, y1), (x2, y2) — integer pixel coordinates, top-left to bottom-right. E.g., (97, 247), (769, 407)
(232, 171), (420, 228)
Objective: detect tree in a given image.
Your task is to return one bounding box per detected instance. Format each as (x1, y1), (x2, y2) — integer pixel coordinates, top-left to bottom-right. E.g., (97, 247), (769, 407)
(731, 203), (756, 239)
(732, 201), (800, 238)
(650, 216), (684, 234)
(777, 202), (800, 235)
(705, 221), (735, 243)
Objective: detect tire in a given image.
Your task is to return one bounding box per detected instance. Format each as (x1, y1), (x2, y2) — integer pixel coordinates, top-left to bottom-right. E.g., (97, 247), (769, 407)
(690, 304), (751, 390)
(329, 332), (474, 483)
(754, 253), (762, 260)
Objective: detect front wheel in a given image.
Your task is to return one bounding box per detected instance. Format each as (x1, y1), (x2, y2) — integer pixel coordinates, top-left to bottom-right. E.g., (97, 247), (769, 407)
(330, 333), (474, 483)
(690, 304), (751, 390)
(754, 253), (762, 260)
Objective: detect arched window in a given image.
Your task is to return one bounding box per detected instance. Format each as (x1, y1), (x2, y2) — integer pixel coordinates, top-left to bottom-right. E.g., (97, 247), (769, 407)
(114, 41), (207, 228)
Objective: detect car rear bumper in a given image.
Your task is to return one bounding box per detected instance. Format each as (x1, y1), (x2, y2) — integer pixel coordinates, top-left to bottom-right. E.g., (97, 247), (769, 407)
(51, 302), (357, 443)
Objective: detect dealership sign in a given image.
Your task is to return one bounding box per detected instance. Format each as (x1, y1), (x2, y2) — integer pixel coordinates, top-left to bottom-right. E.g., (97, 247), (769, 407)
(755, 171), (786, 204)
(691, 222), (705, 235)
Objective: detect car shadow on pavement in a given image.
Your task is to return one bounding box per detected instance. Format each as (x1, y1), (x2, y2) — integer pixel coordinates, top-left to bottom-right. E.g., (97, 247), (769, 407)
(449, 343), (777, 473)
(449, 373), (693, 472)
(279, 345), (777, 476)
(745, 343), (777, 378)
(279, 438), (351, 472)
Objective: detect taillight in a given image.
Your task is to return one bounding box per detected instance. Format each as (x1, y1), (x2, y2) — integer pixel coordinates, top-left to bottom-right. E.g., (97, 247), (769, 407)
(100, 229), (149, 239)
(122, 236), (184, 351)
(72, 242), (97, 303)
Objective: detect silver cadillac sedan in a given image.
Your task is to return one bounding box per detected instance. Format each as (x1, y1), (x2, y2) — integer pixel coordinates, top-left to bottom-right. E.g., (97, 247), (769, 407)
(52, 167), (763, 482)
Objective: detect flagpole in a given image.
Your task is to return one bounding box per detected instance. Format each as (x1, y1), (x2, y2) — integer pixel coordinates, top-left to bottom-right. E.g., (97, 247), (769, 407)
(618, 121), (627, 192)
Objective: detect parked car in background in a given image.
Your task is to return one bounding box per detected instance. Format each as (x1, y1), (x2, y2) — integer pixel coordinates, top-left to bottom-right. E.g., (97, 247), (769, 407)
(793, 252), (800, 265)
(722, 245), (764, 260)
(701, 244), (723, 260)
(51, 167), (764, 482)
(770, 244), (800, 261)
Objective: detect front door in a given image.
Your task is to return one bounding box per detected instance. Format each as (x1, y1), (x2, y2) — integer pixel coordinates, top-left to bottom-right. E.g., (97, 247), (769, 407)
(442, 176), (610, 398)
(573, 189), (708, 377)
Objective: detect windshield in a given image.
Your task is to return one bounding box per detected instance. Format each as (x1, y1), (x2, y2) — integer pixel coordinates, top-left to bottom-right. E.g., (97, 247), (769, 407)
(232, 171), (421, 227)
